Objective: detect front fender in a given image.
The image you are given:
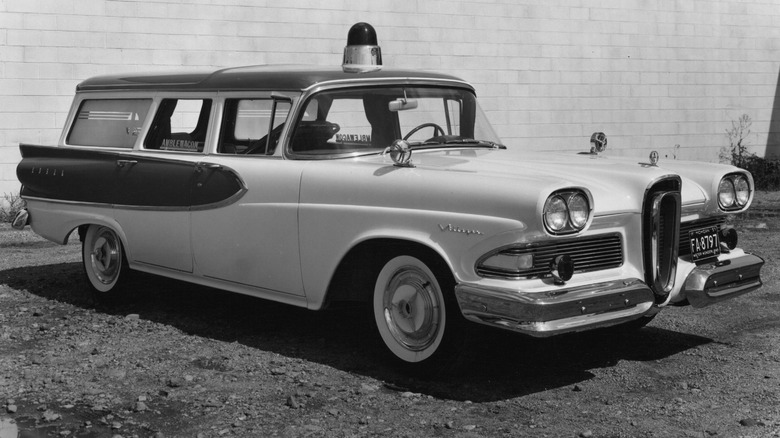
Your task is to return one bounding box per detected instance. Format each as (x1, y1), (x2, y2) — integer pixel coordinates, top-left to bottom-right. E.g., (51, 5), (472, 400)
(297, 203), (525, 308)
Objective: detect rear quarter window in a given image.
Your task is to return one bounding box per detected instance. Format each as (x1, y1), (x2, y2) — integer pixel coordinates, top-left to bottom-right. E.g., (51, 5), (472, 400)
(67, 99), (151, 148)
(145, 99), (212, 152)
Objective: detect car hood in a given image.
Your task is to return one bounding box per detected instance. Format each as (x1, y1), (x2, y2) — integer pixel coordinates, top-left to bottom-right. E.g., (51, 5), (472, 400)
(379, 148), (714, 216)
(300, 148), (737, 225)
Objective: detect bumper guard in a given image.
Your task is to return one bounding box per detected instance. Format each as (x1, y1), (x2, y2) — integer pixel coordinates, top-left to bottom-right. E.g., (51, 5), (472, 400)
(681, 253), (764, 308)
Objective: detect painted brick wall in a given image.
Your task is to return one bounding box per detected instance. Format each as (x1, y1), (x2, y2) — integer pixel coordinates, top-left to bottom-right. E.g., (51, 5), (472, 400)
(1, 0), (780, 196)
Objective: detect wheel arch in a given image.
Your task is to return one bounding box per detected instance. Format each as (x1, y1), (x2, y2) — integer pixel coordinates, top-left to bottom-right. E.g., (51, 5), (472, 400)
(24, 200), (130, 251)
(73, 219), (132, 261)
(323, 237), (455, 306)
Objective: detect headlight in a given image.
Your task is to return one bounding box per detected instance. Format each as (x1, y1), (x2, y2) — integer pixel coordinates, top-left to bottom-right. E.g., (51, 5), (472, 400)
(568, 193), (589, 229)
(543, 195), (568, 232)
(718, 178), (735, 209)
(734, 175), (750, 206)
(543, 189), (591, 234)
(718, 173), (752, 211)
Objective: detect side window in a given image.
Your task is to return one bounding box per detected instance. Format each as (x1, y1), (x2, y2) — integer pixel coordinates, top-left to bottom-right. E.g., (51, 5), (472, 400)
(67, 99), (151, 148)
(290, 97), (373, 155)
(218, 99), (290, 155)
(145, 99), (211, 152)
(322, 99), (372, 147)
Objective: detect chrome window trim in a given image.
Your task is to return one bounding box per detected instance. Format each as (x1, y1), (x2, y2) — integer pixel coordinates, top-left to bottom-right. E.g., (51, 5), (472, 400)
(283, 79), (476, 161)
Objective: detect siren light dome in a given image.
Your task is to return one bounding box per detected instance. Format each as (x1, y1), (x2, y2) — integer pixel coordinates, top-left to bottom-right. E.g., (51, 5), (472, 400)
(347, 22), (378, 46)
(342, 22), (383, 73)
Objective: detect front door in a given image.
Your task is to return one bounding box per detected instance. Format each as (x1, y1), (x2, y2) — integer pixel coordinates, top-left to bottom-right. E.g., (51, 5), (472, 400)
(190, 157), (305, 295)
(190, 97), (306, 296)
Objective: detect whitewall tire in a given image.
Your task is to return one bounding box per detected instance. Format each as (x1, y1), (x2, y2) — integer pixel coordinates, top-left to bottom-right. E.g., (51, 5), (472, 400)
(373, 254), (458, 365)
(82, 225), (126, 294)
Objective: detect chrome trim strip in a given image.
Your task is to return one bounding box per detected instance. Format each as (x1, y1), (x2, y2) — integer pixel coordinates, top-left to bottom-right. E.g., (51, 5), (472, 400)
(650, 191), (680, 295)
(464, 303), (654, 337)
(641, 176), (681, 301)
(682, 253), (764, 308)
(303, 77), (474, 94)
(21, 187), (247, 212)
(454, 278), (656, 337)
(284, 79), (476, 161)
(191, 187), (248, 211)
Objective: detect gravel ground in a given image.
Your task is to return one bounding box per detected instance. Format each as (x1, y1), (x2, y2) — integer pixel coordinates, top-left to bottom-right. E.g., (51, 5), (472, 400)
(1, 192), (779, 438)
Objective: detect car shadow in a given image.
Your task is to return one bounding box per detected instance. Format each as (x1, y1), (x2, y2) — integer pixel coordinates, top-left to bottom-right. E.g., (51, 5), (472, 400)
(1, 262), (713, 402)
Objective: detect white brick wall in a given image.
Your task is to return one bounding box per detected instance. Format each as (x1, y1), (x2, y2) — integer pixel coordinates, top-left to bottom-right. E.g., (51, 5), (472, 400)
(2, 0), (780, 195)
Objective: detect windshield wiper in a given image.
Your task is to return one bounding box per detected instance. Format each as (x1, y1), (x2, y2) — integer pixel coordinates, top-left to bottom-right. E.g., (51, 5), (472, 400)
(407, 138), (506, 149)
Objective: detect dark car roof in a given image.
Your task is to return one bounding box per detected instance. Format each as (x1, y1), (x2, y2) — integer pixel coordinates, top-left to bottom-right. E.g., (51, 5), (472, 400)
(76, 65), (473, 93)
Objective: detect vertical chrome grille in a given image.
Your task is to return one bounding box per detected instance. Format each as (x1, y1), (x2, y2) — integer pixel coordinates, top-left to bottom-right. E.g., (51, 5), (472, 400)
(642, 178), (682, 300)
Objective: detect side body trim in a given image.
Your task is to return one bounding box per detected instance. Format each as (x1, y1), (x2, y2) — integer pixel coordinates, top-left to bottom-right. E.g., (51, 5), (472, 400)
(17, 144), (246, 210)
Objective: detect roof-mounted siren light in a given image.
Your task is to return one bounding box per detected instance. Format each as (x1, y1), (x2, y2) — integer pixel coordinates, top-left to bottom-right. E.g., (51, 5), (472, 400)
(342, 22), (382, 73)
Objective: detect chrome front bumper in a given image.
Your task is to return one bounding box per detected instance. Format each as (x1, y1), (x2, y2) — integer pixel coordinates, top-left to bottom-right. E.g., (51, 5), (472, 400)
(454, 278), (656, 337)
(681, 253), (764, 308)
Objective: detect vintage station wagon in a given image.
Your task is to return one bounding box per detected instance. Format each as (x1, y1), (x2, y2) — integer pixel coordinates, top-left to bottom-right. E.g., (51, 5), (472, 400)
(13, 23), (764, 369)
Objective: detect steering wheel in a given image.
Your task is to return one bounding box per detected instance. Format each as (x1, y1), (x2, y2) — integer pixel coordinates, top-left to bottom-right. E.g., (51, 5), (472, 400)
(403, 123), (445, 141)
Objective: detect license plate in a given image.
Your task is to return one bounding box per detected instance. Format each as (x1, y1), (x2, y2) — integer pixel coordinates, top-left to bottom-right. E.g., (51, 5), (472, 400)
(689, 226), (721, 262)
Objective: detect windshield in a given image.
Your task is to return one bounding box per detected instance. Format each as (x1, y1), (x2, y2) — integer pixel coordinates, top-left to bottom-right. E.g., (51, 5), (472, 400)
(288, 86), (501, 157)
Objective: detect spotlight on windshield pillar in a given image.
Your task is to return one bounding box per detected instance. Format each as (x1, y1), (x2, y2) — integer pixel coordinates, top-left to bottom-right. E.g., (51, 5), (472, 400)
(342, 22), (382, 73)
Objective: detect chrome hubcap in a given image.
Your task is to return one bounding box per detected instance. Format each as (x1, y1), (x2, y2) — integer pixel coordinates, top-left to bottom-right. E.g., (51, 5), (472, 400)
(383, 267), (440, 351)
(91, 231), (119, 285)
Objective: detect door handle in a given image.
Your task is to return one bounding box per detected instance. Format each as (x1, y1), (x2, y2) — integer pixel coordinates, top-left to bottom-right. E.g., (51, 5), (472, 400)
(116, 160), (138, 168)
(196, 163), (221, 172)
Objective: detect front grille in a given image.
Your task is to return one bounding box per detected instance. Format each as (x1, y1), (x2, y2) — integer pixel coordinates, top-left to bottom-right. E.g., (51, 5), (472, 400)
(641, 177), (681, 299)
(678, 217), (727, 257)
(477, 233), (623, 279)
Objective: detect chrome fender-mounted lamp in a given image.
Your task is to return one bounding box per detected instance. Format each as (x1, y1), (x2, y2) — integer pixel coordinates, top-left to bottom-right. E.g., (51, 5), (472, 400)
(385, 139), (414, 167)
(578, 132), (607, 156)
(590, 132), (607, 153)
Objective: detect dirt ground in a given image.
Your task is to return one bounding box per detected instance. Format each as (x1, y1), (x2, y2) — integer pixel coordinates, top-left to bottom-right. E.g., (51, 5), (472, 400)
(1, 193), (779, 438)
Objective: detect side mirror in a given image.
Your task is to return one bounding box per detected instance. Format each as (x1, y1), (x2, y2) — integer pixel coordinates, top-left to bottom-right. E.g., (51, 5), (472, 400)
(388, 98), (418, 112)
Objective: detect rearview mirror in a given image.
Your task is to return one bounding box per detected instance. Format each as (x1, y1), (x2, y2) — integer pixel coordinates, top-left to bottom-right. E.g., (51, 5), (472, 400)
(389, 98), (418, 112)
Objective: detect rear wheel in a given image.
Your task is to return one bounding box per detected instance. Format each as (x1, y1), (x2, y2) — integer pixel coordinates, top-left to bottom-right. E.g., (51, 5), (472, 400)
(82, 225), (127, 294)
(372, 253), (463, 369)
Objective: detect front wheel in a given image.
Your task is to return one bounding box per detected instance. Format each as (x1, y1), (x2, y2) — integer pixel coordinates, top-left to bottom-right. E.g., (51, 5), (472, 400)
(82, 225), (127, 294)
(372, 254), (463, 368)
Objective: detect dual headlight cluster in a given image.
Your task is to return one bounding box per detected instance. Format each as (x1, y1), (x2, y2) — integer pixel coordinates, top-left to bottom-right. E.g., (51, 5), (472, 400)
(718, 173), (751, 211)
(543, 189), (591, 235)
